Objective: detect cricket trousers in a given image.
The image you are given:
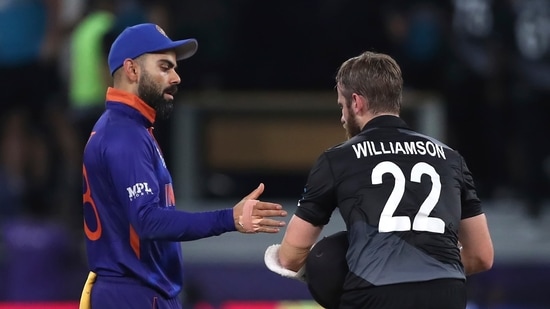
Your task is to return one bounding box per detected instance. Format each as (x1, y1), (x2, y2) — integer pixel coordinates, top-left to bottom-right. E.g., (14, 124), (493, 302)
(339, 278), (466, 309)
(91, 276), (182, 309)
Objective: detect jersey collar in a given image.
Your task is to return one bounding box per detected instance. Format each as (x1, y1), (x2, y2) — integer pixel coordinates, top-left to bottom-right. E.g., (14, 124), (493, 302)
(105, 87), (156, 124)
(362, 115), (409, 131)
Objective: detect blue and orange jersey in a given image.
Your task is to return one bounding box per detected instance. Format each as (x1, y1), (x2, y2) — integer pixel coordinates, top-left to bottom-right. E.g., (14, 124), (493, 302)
(82, 87), (236, 298)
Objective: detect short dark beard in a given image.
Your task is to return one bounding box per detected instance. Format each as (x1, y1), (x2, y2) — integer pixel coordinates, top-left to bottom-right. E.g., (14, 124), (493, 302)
(345, 109), (361, 139)
(137, 71), (177, 121)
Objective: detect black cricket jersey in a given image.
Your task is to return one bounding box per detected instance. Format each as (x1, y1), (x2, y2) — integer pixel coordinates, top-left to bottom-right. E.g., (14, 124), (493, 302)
(295, 115), (482, 290)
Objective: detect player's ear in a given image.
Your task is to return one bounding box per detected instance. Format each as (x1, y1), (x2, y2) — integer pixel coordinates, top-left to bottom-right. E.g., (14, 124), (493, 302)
(122, 59), (139, 82)
(351, 93), (367, 114)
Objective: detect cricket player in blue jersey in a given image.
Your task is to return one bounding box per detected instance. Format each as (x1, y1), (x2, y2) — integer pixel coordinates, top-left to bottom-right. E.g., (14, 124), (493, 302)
(79, 23), (288, 309)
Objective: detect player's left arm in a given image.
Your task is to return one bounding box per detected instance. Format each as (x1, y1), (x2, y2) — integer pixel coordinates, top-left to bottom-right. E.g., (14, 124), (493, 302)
(458, 156), (494, 275)
(459, 213), (494, 275)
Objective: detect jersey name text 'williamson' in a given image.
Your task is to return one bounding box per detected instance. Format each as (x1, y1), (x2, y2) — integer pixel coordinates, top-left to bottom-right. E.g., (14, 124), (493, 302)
(352, 140), (446, 160)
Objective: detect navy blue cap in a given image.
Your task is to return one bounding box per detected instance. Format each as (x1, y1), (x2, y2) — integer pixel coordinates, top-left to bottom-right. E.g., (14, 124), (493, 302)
(108, 23), (198, 75)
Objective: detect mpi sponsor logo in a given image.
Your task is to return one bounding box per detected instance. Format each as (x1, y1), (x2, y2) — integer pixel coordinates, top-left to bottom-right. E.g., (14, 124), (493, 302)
(127, 182), (154, 201)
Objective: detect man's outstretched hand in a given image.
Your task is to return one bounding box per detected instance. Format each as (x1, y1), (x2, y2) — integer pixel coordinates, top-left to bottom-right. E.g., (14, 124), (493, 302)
(233, 183), (287, 233)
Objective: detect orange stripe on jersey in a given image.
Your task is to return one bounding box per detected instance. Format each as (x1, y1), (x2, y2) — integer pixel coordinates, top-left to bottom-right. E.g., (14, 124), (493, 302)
(129, 224), (140, 259)
(106, 87), (156, 123)
(87, 131), (96, 143)
(165, 184), (175, 207)
(148, 128), (163, 155)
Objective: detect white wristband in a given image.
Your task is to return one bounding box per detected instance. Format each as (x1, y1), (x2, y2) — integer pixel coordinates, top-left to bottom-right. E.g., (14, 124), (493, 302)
(264, 244), (306, 282)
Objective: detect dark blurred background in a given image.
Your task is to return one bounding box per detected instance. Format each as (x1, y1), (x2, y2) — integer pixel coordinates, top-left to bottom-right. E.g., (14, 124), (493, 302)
(0, 0), (549, 308)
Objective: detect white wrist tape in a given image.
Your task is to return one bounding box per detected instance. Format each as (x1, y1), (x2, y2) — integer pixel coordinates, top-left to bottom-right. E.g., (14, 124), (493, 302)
(264, 244), (306, 282)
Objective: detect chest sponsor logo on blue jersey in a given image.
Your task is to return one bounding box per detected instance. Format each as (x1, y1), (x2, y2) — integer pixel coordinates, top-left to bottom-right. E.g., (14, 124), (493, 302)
(127, 182), (154, 201)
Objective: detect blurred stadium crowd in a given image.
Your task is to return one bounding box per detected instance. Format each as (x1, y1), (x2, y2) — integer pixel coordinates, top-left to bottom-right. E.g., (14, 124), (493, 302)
(0, 0), (548, 305)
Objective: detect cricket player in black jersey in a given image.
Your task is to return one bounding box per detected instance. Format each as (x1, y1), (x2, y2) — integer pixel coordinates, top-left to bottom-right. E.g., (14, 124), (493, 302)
(264, 51), (494, 309)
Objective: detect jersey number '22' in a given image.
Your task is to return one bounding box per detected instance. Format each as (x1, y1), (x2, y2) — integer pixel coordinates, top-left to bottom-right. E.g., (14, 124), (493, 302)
(372, 161), (445, 234)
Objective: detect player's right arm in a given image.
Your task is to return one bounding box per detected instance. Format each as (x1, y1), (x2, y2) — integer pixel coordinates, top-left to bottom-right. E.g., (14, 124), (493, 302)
(279, 153), (337, 272)
(104, 127), (236, 241)
(279, 215), (323, 272)
(459, 214), (493, 275)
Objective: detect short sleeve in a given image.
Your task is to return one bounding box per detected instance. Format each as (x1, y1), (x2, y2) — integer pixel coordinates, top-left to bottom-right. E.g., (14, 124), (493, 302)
(460, 156), (483, 219)
(295, 153), (338, 226)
